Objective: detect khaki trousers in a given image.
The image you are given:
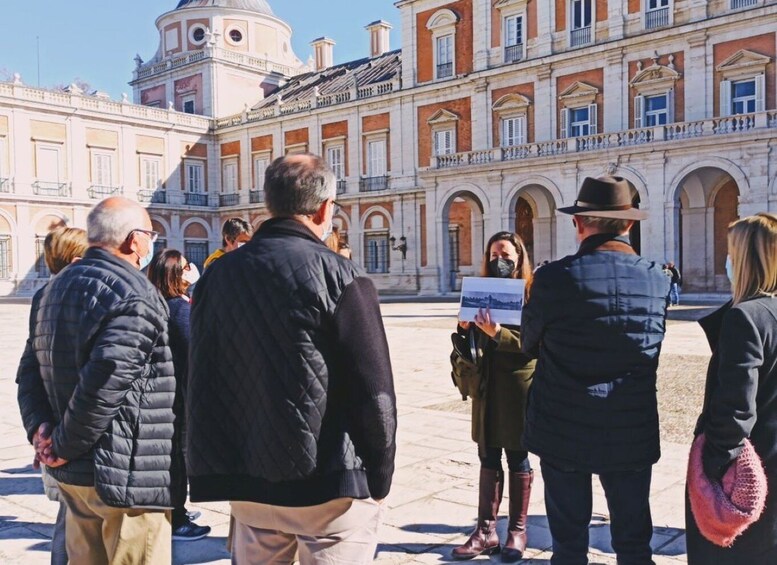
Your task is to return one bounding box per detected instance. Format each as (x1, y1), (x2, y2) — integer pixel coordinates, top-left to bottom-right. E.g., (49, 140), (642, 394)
(230, 497), (386, 565)
(57, 482), (171, 565)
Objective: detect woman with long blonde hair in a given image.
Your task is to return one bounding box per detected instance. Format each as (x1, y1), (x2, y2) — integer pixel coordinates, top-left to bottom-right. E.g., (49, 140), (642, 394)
(687, 213), (777, 563)
(452, 231), (536, 562)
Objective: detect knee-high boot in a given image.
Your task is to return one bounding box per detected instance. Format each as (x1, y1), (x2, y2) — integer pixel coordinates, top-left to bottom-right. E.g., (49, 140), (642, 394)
(501, 470), (533, 562)
(452, 468), (503, 560)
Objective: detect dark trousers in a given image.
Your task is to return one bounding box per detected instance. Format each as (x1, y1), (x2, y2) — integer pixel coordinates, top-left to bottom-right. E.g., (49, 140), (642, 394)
(478, 445), (531, 473)
(540, 460), (655, 565)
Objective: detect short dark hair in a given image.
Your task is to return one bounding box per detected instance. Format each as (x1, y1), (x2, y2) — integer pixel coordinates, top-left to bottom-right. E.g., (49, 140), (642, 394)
(221, 218), (252, 247)
(264, 155), (336, 217)
(147, 249), (188, 300)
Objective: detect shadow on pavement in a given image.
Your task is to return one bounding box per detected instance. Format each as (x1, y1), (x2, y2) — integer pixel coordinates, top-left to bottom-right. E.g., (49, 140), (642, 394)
(173, 535), (230, 564)
(0, 476), (44, 496)
(1, 464), (39, 475)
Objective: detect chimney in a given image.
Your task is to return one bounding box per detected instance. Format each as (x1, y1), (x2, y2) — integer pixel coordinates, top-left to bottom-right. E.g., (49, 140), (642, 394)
(366, 20), (392, 58)
(310, 37), (335, 71)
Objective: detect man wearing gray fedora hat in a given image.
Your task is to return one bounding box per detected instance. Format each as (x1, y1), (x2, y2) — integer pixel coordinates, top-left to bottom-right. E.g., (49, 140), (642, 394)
(521, 176), (670, 564)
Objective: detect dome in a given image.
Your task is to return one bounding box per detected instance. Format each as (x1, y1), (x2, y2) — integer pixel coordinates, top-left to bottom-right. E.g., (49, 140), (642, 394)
(175, 0), (274, 15)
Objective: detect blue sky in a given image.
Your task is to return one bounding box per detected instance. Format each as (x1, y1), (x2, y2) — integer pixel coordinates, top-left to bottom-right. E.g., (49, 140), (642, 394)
(0, 0), (400, 98)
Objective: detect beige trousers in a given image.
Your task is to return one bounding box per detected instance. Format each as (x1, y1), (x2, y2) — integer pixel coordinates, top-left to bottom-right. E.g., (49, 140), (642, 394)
(230, 497), (386, 565)
(57, 482), (171, 565)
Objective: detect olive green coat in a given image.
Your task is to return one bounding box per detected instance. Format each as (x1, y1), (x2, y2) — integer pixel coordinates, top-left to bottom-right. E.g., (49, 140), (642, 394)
(470, 325), (536, 450)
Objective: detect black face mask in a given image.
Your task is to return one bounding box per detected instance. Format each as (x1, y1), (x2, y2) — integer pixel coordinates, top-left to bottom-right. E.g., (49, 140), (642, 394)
(488, 258), (515, 278)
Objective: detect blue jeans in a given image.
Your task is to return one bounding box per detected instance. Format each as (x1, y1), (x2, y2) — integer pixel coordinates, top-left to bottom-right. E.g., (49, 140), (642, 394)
(669, 283), (680, 305)
(540, 460), (655, 565)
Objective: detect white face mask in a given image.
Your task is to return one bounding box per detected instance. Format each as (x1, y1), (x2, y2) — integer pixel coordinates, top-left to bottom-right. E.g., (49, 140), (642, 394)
(183, 263), (201, 286)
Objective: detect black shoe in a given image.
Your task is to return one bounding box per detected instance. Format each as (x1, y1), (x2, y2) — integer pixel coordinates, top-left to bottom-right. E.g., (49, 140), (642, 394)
(186, 510), (201, 522)
(173, 520), (211, 542)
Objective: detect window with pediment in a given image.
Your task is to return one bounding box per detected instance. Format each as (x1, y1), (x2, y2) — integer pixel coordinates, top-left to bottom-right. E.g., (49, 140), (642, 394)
(493, 93), (531, 147)
(630, 57), (680, 127)
(716, 49), (769, 117)
(427, 9), (459, 80)
(558, 82), (598, 138)
(428, 109), (459, 156)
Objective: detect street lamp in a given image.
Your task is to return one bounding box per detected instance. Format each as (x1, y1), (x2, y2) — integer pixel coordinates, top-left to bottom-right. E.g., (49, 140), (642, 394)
(389, 235), (407, 259)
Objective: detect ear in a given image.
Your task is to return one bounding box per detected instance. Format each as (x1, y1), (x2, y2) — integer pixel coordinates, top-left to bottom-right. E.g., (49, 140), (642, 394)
(120, 233), (138, 255)
(311, 199), (330, 226)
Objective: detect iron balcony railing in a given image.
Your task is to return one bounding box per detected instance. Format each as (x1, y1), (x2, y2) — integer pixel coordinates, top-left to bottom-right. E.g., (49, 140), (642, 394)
(32, 181), (71, 197)
(336, 179), (347, 195)
(0, 178), (13, 193)
(184, 192), (209, 207)
(731, 0), (757, 8)
(137, 189), (167, 204)
(570, 26), (592, 47)
(645, 6), (670, 28)
(220, 193), (240, 206)
(88, 185), (123, 199)
(436, 62), (453, 79)
(504, 44), (524, 63)
(359, 176), (389, 192)
(249, 190), (264, 204)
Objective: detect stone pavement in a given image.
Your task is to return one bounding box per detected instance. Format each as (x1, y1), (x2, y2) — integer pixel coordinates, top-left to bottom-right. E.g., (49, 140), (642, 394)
(0, 300), (717, 564)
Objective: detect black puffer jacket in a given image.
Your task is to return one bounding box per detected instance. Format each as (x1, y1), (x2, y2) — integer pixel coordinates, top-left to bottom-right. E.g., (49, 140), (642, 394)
(188, 218), (397, 507)
(522, 234), (670, 473)
(16, 248), (175, 508)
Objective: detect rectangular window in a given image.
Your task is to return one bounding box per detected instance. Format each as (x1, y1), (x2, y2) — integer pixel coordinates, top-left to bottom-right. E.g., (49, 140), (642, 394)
(141, 157), (161, 190)
(222, 161), (238, 193)
(186, 162), (204, 193)
(93, 153), (113, 187)
(436, 35), (454, 79)
(570, 107), (591, 137)
(434, 129), (455, 156)
(365, 232), (390, 274)
(367, 139), (387, 177)
(0, 237), (10, 279)
(571, 0), (592, 29)
(326, 145), (345, 180)
(37, 146), (60, 182)
(253, 156), (269, 189)
(645, 0), (670, 27)
(501, 117), (526, 147)
(182, 95), (196, 114)
(504, 15), (524, 62)
(645, 94), (668, 126)
(35, 237), (49, 278)
(647, 0), (669, 9)
(184, 241), (209, 273)
(732, 79), (756, 115)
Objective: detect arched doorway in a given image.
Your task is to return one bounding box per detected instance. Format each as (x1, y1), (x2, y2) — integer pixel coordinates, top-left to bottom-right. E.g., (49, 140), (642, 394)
(509, 184), (558, 266)
(674, 168), (740, 292)
(442, 191), (485, 292)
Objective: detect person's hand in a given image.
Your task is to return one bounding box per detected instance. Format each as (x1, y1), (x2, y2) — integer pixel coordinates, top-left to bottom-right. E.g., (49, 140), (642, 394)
(474, 308), (501, 338)
(33, 423), (68, 469)
(458, 321), (471, 330)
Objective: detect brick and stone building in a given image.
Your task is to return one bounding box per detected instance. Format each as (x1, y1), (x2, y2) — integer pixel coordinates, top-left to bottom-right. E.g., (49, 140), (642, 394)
(0, 0), (775, 296)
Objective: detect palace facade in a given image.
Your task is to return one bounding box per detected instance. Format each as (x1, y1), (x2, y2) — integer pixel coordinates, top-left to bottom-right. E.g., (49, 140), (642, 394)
(0, 0), (775, 296)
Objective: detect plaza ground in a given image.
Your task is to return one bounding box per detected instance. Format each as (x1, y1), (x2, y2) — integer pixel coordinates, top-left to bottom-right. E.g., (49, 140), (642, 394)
(0, 298), (721, 564)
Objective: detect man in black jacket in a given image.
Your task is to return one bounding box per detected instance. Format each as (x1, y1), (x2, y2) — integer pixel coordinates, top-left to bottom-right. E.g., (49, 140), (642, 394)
(522, 177), (669, 565)
(16, 197), (176, 564)
(188, 154), (397, 564)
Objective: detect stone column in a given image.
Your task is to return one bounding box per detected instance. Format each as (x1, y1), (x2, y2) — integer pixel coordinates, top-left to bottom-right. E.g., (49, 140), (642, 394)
(687, 0), (709, 21)
(170, 213), (183, 250)
(472, 78), (491, 150)
(400, 4), (416, 88)
(685, 31), (709, 121)
(533, 217), (554, 264)
(347, 114), (360, 196)
(535, 66), (554, 142)
(604, 50), (625, 133)
(535, 0), (553, 57)
(608, 0), (625, 41)
(473, 0), (490, 71)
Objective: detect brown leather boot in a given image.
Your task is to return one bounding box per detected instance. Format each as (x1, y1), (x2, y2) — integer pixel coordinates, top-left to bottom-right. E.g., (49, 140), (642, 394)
(501, 470), (533, 562)
(451, 468), (503, 560)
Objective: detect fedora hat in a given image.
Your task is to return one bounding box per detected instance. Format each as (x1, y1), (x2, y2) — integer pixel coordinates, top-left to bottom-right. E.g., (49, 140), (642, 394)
(558, 176), (647, 221)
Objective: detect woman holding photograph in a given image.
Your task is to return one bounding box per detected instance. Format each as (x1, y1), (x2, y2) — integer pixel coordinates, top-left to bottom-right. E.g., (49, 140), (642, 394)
(452, 231), (536, 562)
(686, 213), (777, 563)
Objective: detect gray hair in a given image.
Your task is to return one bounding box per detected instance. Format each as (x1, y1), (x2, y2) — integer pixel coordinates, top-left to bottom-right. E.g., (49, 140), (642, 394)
(87, 197), (149, 248)
(576, 216), (633, 234)
(264, 155), (336, 217)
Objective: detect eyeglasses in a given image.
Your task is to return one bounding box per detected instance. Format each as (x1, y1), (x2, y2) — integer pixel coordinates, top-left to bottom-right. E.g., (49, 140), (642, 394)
(332, 200), (342, 216)
(128, 229), (159, 243)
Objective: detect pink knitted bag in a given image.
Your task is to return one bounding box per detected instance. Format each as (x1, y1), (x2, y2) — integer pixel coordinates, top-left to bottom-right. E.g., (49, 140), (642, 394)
(687, 433), (768, 547)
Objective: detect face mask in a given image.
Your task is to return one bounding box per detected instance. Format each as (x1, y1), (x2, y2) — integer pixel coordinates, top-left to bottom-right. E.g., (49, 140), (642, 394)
(321, 220), (333, 243)
(725, 255), (734, 284)
(138, 242), (154, 271)
(488, 258), (515, 278)
(182, 263), (200, 286)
